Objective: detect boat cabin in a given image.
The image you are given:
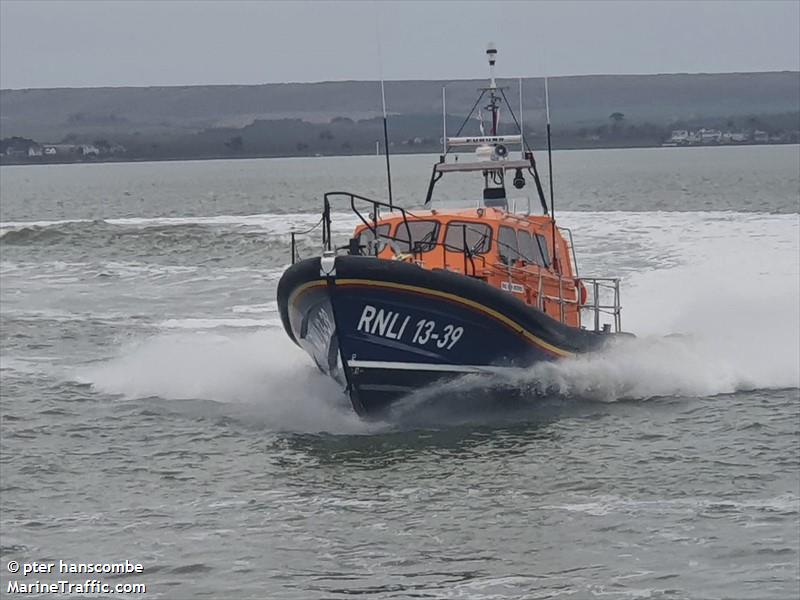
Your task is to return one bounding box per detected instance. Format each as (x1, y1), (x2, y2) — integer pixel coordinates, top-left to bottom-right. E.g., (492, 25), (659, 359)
(351, 207), (584, 328)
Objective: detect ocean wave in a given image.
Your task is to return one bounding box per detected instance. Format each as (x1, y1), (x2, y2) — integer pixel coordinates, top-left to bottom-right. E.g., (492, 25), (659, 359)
(158, 317), (279, 330)
(538, 493), (799, 517)
(0, 212), (356, 240)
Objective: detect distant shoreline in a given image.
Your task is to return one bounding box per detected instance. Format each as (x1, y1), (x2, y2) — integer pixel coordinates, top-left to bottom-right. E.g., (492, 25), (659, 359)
(2, 140), (797, 167)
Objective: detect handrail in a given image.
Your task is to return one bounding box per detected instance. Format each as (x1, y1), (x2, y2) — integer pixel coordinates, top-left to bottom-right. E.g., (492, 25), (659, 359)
(558, 226), (579, 277)
(578, 276), (622, 332)
(318, 191), (485, 276)
(289, 215), (324, 264)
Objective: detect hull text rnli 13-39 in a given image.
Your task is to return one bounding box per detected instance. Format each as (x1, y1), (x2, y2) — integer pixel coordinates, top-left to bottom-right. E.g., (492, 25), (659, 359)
(277, 45), (629, 416)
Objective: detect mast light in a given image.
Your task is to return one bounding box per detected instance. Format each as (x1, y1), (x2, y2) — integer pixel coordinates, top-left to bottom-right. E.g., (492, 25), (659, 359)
(486, 43), (497, 89)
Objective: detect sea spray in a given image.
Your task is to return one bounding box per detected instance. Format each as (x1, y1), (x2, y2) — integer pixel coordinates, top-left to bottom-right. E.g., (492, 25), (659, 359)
(75, 329), (373, 434)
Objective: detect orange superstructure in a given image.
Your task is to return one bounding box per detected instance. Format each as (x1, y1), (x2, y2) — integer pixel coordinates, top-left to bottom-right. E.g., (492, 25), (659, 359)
(352, 208), (585, 327)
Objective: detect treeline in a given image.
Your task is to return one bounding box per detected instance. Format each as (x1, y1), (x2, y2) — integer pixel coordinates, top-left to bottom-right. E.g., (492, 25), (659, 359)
(3, 111), (798, 164)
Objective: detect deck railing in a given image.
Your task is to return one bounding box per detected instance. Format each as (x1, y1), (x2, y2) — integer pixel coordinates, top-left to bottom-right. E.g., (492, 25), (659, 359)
(579, 277), (622, 332)
(293, 191), (484, 276)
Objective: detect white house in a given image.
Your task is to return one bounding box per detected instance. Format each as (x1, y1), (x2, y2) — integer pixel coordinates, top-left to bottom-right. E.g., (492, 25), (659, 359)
(668, 130), (690, 144)
(698, 128), (722, 143)
(79, 144), (100, 156)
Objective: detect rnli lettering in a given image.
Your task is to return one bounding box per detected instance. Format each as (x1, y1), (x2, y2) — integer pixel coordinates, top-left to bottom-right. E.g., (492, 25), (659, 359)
(356, 305), (411, 340)
(355, 304), (463, 349)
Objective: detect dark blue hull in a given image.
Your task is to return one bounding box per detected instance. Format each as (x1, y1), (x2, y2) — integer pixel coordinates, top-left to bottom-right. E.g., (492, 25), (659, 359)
(277, 255), (615, 416)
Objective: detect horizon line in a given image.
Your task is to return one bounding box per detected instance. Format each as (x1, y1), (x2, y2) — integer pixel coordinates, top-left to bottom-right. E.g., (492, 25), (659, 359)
(2, 69), (798, 93)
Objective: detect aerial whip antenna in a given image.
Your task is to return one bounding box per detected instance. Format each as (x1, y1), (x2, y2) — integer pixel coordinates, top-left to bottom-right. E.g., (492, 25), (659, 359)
(519, 77), (524, 157)
(545, 76), (558, 271)
(379, 77), (394, 210)
(374, 3), (394, 209)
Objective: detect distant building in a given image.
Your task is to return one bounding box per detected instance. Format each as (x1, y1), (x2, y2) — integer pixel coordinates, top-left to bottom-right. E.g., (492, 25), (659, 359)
(79, 144), (100, 156)
(52, 144), (78, 155)
(753, 130), (769, 143)
(2, 137), (38, 156)
(698, 128), (721, 143)
(668, 130), (690, 144)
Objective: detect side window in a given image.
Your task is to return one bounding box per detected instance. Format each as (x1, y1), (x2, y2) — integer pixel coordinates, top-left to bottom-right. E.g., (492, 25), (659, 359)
(517, 230), (544, 266)
(497, 226), (520, 265)
(394, 220), (440, 253)
(358, 223), (391, 245)
(535, 234), (551, 267)
(444, 222), (492, 254)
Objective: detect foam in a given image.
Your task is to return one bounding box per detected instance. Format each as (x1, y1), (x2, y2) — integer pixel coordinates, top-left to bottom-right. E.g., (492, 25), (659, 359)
(231, 302), (278, 314)
(540, 493), (800, 516)
(0, 212), (357, 237)
(74, 329), (373, 434)
(158, 317), (277, 330)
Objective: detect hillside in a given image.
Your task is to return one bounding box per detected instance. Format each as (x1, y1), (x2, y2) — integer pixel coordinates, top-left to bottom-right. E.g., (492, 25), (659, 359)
(2, 72), (798, 137)
(1, 72), (798, 161)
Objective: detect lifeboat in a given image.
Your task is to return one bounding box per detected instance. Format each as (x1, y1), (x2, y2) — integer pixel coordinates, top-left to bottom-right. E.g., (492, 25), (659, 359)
(277, 46), (628, 416)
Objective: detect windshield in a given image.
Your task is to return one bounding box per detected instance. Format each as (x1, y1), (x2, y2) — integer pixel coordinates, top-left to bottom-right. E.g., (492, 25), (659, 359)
(535, 234), (551, 267)
(518, 230), (545, 266)
(444, 222), (492, 254)
(393, 220), (440, 252)
(358, 224), (391, 254)
(498, 226), (521, 265)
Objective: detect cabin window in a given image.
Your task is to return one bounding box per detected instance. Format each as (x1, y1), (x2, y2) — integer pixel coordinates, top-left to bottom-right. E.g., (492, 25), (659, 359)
(444, 222), (492, 254)
(358, 224), (391, 244)
(517, 230), (545, 266)
(393, 220), (440, 253)
(497, 226), (520, 265)
(535, 234), (551, 267)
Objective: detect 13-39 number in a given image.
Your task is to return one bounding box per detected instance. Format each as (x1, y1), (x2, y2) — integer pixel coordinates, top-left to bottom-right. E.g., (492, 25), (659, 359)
(411, 319), (463, 349)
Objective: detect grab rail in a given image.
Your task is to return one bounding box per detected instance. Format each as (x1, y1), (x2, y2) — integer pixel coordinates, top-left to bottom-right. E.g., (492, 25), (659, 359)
(289, 216), (324, 264)
(579, 276), (622, 332)
(558, 226), (579, 277)
(292, 191), (484, 277)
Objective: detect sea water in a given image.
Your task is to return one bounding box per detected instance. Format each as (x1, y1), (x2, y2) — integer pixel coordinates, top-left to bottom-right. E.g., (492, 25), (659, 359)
(1, 146), (798, 598)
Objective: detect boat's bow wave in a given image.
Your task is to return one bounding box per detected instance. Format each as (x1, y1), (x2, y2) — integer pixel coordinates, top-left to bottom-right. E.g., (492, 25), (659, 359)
(69, 312), (798, 432)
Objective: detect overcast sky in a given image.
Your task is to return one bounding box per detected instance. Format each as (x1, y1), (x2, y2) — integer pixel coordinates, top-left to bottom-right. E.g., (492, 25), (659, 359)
(1, 0), (798, 89)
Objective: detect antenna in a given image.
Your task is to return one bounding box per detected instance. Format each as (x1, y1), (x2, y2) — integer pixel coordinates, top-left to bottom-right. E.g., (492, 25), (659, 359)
(545, 76), (558, 271)
(374, 2), (394, 209)
(380, 78), (394, 209)
(518, 77), (524, 157)
(442, 86), (447, 156)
